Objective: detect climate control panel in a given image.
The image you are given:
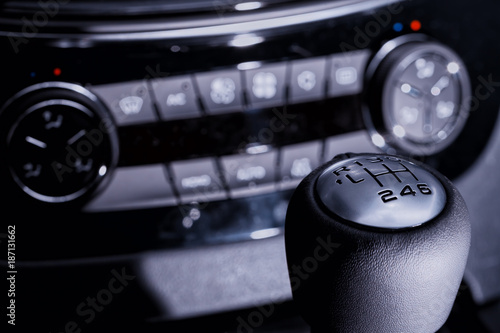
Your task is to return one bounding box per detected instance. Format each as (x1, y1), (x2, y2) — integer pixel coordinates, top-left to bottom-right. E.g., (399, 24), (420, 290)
(0, 38), (473, 208)
(88, 49), (370, 125)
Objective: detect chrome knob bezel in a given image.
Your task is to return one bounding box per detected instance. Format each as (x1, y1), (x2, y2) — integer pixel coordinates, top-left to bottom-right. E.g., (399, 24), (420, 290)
(364, 35), (471, 156)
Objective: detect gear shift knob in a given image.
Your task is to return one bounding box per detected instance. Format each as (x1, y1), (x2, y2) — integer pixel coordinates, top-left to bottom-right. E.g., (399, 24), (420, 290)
(285, 153), (470, 333)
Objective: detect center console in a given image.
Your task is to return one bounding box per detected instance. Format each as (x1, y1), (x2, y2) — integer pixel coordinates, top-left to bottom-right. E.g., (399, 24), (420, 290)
(1, 0), (499, 330)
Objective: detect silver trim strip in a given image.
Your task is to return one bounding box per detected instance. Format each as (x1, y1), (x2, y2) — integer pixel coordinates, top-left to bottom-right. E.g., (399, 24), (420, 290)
(0, 0), (403, 41)
(1, 81), (101, 109)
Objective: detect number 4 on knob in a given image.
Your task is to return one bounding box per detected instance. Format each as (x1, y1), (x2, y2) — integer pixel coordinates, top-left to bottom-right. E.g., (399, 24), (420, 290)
(378, 183), (433, 203)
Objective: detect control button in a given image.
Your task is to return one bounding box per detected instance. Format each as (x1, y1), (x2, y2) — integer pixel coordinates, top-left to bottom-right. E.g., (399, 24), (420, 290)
(220, 150), (278, 198)
(170, 158), (227, 203)
(244, 63), (288, 109)
(289, 57), (327, 104)
(324, 131), (380, 162)
(151, 75), (201, 120)
(84, 164), (177, 212)
(328, 50), (370, 98)
(92, 81), (157, 126)
(316, 154), (446, 229)
(280, 141), (322, 190)
(195, 70), (244, 114)
(0, 82), (118, 204)
(366, 39), (471, 155)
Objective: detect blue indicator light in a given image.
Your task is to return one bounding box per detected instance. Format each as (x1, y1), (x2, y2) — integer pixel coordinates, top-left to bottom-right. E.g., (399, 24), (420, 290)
(30, 72), (36, 78)
(393, 22), (403, 32)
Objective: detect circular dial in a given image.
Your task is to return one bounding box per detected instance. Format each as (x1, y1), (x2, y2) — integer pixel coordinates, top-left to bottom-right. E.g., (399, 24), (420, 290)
(366, 37), (471, 155)
(1, 83), (118, 204)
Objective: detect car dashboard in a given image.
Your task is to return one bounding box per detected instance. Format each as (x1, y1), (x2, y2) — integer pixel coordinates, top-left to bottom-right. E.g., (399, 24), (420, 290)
(0, 0), (499, 331)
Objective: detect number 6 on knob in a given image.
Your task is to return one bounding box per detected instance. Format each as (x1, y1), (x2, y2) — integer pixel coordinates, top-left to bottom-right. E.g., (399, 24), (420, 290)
(285, 153), (470, 333)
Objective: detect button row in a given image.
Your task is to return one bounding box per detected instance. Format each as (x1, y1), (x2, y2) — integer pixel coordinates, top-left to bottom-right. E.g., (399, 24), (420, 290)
(90, 50), (371, 126)
(85, 131), (379, 212)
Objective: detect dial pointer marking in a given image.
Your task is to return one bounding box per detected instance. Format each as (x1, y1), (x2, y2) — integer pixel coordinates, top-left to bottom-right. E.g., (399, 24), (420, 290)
(67, 130), (86, 145)
(25, 136), (47, 149)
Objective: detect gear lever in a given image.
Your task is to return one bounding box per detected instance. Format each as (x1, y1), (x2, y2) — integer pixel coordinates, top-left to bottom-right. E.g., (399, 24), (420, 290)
(285, 153), (470, 333)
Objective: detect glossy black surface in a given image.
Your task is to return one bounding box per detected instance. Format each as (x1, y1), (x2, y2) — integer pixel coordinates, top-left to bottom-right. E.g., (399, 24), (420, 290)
(1, 0), (498, 243)
(1, 0), (298, 17)
(0, 0), (499, 331)
(0, 1), (498, 176)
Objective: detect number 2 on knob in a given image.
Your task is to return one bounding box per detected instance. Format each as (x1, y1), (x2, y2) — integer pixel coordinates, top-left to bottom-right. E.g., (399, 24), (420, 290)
(378, 183), (433, 203)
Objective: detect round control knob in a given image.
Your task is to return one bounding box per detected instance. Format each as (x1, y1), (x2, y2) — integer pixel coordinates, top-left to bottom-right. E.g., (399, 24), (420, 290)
(0, 82), (119, 204)
(285, 153), (470, 333)
(364, 35), (471, 156)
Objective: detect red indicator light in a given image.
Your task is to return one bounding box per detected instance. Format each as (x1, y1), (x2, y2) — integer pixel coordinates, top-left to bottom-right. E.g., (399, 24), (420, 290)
(410, 20), (422, 32)
(53, 68), (62, 76)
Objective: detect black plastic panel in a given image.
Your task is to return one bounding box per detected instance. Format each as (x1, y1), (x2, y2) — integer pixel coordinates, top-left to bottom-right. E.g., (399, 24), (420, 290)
(0, 0), (499, 330)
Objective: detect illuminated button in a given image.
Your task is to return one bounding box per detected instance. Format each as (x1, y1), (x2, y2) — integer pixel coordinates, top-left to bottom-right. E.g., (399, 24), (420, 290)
(289, 57), (327, 104)
(280, 141), (322, 189)
(410, 20), (422, 32)
(151, 75), (201, 120)
(195, 69), (244, 114)
(244, 63), (288, 109)
(328, 50), (370, 98)
(92, 81), (157, 126)
(220, 150), (278, 198)
(170, 158), (227, 203)
(84, 164), (176, 212)
(316, 154), (446, 229)
(393, 22), (404, 32)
